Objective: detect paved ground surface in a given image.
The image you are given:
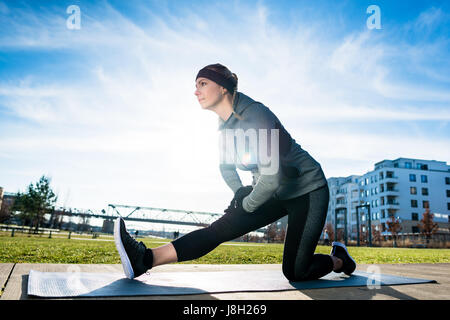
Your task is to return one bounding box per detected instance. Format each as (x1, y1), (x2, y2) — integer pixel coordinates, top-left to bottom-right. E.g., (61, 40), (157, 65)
(0, 263), (449, 300)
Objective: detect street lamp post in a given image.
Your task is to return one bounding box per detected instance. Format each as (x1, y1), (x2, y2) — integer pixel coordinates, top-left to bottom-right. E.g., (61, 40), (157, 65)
(356, 204), (372, 247)
(356, 206), (360, 246)
(334, 207), (348, 245)
(344, 207), (348, 246)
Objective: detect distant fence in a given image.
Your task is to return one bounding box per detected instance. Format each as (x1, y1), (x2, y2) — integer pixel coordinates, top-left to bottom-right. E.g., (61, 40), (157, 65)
(0, 224), (107, 240)
(0, 224), (60, 234)
(383, 232), (450, 248)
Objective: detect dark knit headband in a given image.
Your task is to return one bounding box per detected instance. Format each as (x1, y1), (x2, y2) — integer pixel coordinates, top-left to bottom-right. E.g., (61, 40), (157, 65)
(196, 68), (236, 94)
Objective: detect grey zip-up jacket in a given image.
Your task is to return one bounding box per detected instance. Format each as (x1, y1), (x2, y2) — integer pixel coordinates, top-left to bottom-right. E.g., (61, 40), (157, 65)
(218, 92), (327, 213)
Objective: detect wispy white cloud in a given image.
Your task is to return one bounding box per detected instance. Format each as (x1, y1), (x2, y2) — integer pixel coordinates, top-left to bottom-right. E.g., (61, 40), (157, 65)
(415, 6), (446, 31)
(0, 2), (9, 15)
(0, 1), (449, 211)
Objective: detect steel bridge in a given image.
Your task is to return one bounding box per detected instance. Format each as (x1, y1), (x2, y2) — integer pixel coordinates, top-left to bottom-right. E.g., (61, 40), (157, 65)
(53, 204), (267, 233)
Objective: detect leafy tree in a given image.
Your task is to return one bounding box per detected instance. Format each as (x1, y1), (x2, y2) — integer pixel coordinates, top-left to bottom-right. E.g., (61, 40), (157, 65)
(11, 176), (57, 233)
(10, 191), (33, 226)
(417, 208), (438, 244)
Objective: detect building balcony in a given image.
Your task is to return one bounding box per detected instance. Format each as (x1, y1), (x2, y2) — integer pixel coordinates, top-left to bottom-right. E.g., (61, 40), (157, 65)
(384, 176), (398, 183)
(385, 181), (398, 192)
(387, 208), (399, 215)
(385, 201), (400, 208)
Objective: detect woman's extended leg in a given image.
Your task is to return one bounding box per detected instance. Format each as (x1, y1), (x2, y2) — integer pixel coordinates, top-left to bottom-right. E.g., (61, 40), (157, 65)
(170, 196), (288, 263)
(151, 242), (178, 267)
(115, 194), (288, 279)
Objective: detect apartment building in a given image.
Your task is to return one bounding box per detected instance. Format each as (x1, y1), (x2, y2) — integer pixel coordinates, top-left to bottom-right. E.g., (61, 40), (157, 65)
(327, 158), (450, 238)
(0, 187), (3, 210)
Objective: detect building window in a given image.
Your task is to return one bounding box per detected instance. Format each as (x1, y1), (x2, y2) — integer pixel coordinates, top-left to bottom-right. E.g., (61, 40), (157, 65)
(411, 200), (418, 208)
(381, 209), (385, 218)
(422, 188), (428, 196)
(412, 226), (419, 233)
(448, 203), (450, 210)
(423, 201), (429, 209)
(411, 213), (418, 221)
(446, 177), (450, 185)
(447, 190), (450, 197)
(405, 162), (412, 169)
(410, 187), (417, 195)
(421, 175), (428, 183)
(409, 174), (416, 182)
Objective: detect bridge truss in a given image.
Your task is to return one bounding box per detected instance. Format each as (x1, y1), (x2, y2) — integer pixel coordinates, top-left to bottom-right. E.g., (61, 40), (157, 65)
(52, 204), (267, 234)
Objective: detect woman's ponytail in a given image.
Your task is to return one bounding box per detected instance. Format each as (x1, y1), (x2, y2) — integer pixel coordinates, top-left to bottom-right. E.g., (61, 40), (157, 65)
(230, 72), (243, 120)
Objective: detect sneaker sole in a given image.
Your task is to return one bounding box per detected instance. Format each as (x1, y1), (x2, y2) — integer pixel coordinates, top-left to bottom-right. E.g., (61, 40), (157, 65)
(114, 217), (134, 279)
(331, 241), (356, 275)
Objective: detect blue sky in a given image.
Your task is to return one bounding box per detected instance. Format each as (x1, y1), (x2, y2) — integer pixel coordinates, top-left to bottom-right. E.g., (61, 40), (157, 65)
(0, 0), (449, 219)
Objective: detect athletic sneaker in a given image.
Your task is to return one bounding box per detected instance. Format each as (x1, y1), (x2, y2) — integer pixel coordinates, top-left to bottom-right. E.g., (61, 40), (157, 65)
(114, 217), (149, 279)
(330, 242), (356, 276)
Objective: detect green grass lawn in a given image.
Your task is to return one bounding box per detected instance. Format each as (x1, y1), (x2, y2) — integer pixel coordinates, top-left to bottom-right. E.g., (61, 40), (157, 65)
(1, 234), (449, 264)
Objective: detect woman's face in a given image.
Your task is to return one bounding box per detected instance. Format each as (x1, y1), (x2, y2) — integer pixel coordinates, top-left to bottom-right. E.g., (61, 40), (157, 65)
(194, 77), (224, 110)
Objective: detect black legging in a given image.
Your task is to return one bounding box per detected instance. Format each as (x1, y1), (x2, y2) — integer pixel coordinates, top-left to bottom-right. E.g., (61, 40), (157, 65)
(171, 184), (332, 281)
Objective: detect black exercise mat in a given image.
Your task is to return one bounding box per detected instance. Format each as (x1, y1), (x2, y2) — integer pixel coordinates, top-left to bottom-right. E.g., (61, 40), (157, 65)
(27, 269), (436, 298)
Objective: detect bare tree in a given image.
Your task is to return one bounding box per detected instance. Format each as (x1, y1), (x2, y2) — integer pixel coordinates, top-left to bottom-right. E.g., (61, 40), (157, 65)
(275, 226), (286, 243)
(359, 226), (367, 245)
(0, 197), (14, 223)
(266, 223), (278, 243)
(324, 223), (334, 244)
(372, 225), (382, 246)
(417, 208), (438, 245)
(336, 229), (345, 242)
(386, 215), (402, 247)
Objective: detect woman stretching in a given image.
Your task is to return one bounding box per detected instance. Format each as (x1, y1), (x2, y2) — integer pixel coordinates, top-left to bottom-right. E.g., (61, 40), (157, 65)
(114, 63), (356, 281)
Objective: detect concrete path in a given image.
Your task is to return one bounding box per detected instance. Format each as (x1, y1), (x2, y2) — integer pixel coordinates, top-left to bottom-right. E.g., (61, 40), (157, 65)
(0, 263), (448, 300)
